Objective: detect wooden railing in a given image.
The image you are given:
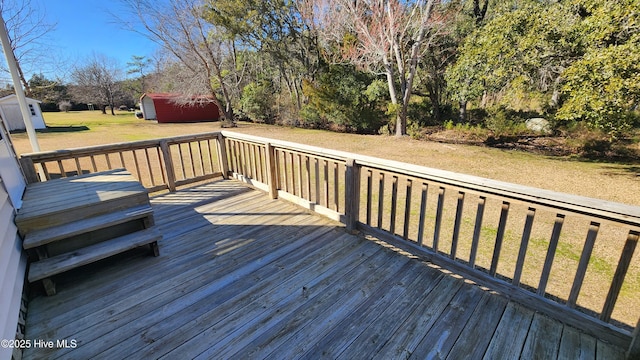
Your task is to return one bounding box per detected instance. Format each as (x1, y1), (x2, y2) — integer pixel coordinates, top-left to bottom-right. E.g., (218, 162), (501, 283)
(219, 131), (640, 357)
(18, 130), (640, 357)
(19, 133), (227, 192)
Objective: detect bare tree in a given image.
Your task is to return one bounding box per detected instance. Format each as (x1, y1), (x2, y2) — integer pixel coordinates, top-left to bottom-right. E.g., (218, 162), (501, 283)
(70, 54), (125, 115)
(301, 0), (439, 136)
(113, 0), (234, 122)
(0, 0), (56, 95)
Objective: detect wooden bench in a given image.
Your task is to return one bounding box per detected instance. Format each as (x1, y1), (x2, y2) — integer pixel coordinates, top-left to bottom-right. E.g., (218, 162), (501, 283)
(14, 169), (161, 295)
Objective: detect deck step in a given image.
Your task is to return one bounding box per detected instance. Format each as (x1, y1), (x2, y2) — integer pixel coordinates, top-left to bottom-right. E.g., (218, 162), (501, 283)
(28, 227), (162, 283)
(23, 205), (154, 250)
(15, 169), (150, 235)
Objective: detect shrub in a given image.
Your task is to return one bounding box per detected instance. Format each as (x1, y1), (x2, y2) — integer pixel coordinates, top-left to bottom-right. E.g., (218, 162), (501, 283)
(301, 65), (387, 134)
(484, 106), (531, 136)
(240, 81), (275, 124)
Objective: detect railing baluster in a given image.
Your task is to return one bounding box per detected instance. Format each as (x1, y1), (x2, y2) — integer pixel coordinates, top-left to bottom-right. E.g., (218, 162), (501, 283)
(240, 142), (248, 177)
(144, 148), (156, 187)
(42, 163), (50, 180)
(323, 160), (329, 207)
(366, 169), (373, 226)
(197, 140), (205, 176)
(157, 147), (167, 185)
(132, 150), (142, 181)
(253, 145), (260, 182)
(226, 140), (234, 173)
(297, 153), (302, 197)
(90, 155), (98, 172)
(538, 213), (565, 296)
(289, 152), (295, 195)
(315, 158), (320, 204)
(236, 141), (243, 175)
(377, 172), (385, 229)
(601, 230), (640, 322)
(433, 187), (446, 253)
(258, 146), (265, 182)
(417, 182), (428, 247)
(74, 157), (82, 176)
(304, 156), (310, 200)
(207, 139), (215, 174)
(469, 196), (486, 268)
(57, 160), (65, 178)
(568, 222), (600, 308)
(250, 143), (258, 179)
(104, 153), (111, 169)
(187, 142), (195, 177)
(177, 143), (186, 180)
(389, 176), (398, 235)
(282, 151), (288, 192)
(451, 191), (465, 259)
(513, 207), (536, 286)
(490, 201), (510, 276)
(119, 151), (126, 168)
(403, 179), (412, 241)
(334, 162), (339, 211)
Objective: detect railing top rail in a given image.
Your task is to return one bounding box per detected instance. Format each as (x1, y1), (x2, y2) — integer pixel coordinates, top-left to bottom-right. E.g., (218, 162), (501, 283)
(221, 131), (640, 227)
(20, 132), (223, 162)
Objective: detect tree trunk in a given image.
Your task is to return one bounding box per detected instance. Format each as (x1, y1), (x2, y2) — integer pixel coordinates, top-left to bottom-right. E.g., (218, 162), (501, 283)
(458, 101), (467, 123)
(396, 107), (407, 137)
(101, 105), (107, 114)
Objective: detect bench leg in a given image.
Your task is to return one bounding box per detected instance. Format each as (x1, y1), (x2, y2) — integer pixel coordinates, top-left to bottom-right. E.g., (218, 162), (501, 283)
(150, 241), (159, 257)
(42, 278), (56, 296)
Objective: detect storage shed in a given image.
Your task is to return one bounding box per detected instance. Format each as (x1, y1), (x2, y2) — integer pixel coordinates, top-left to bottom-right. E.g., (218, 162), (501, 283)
(140, 93), (220, 123)
(0, 94), (46, 132)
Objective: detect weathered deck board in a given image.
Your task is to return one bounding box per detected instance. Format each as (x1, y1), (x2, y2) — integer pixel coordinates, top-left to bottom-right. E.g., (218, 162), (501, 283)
(23, 180), (626, 359)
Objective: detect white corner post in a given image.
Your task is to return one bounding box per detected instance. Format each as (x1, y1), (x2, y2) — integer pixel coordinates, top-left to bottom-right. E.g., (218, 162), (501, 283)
(0, 13), (41, 153)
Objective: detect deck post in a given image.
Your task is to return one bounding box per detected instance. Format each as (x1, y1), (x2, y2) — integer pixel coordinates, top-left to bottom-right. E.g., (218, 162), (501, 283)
(159, 140), (177, 192)
(265, 142), (278, 199)
(345, 158), (360, 233)
(19, 156), (40, 183)
(216, 133), (230, 179)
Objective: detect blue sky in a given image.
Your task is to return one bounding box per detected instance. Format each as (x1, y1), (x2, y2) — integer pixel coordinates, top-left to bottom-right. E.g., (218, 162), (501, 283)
(28, 0), (159, 81)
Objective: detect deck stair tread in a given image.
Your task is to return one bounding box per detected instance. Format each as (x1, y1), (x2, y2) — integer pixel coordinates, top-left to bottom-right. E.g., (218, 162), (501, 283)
(15, 168), (149, 234)
(28, 227), (162, 283)
(23, 204), (154, 250)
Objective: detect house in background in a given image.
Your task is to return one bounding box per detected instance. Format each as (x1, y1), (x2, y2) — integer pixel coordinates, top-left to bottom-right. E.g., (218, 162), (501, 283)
(139, 93), (220, 123)
(0, 95), (46, 132)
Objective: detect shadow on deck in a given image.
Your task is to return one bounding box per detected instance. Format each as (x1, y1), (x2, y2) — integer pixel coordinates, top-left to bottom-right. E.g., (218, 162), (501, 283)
(23, 180), (625, 359)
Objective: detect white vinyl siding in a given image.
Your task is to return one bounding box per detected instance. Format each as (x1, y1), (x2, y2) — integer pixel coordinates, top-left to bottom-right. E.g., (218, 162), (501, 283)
(0, 181), (26, 360)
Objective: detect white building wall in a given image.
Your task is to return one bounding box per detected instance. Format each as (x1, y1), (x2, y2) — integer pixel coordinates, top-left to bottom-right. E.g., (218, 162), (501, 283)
(0, 96), (46, 132)
(0, 123), (26, 360)
(140, 95), (157, 120)
(0, 179), (26, 360)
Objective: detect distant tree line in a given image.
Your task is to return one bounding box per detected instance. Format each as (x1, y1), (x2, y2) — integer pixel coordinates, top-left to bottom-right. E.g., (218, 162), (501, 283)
(17, 0), (639, 141)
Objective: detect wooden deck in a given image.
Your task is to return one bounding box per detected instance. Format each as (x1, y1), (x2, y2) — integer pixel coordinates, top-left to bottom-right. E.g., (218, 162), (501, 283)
(23, 180), (626, 359)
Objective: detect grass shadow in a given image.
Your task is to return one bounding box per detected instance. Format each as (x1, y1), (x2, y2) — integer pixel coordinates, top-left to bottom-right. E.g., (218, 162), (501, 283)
(10, 125), (90, 134)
